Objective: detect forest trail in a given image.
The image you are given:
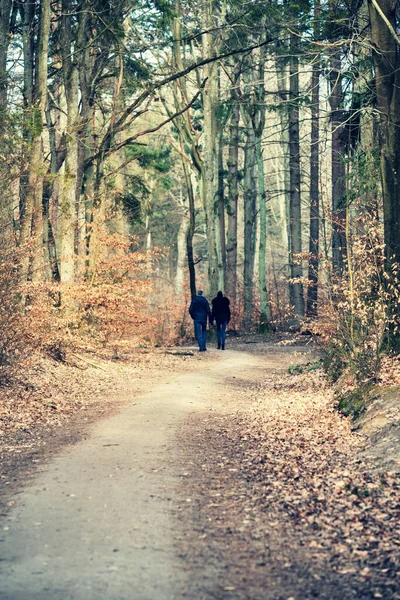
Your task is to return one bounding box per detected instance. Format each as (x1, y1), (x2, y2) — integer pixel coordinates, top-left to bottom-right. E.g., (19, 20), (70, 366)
(0, 344), (399, 600)
(0, 349), (263, 600)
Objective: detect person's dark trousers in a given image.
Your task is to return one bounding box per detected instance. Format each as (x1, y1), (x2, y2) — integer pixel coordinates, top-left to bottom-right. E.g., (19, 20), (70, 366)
(217, 321), (227, 349)
(194, 320), (207, 351)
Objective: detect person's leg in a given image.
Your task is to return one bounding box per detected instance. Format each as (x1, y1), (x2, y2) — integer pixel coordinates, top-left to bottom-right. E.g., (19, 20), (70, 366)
(221, 321), (227, 349)
(217, 323), (222, 349)
(201, 321), (207, 350)
(194, 320), (202, 350)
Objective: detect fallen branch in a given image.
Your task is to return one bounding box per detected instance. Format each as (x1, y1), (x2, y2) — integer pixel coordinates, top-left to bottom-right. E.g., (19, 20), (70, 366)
(70, 353), (108, 372)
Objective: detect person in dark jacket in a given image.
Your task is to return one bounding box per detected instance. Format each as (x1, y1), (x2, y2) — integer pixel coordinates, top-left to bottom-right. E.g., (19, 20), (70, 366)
(211, 291), (231, 350)
(189, 290), (211, 352)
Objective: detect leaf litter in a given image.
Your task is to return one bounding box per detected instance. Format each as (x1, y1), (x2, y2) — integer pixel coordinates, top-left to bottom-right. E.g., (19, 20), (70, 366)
(177, 343), (400, 600)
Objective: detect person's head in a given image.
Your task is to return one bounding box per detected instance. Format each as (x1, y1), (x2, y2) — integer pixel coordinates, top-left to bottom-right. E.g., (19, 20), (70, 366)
(217, 291), (223, 299)
(198, 290), (203, 296)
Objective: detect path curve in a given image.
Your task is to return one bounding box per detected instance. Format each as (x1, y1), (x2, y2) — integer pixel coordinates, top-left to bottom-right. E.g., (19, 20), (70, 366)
(0, 350), (259, 600)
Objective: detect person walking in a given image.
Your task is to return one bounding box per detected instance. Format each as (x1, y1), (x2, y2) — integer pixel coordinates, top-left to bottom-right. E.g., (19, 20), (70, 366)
(211, 291), (231, 350)
(189, 290), (211, 352)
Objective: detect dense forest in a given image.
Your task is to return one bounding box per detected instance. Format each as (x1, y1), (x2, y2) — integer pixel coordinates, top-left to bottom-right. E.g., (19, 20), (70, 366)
(1, 0), (400, 381)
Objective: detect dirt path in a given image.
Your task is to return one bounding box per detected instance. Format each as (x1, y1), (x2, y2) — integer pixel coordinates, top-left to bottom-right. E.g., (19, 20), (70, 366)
(0, 349), (259, 600)
(1, 344), (399, 600)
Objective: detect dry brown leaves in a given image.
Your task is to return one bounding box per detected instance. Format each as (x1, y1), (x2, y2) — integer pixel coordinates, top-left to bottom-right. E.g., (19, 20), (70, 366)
(179, 356), (400, 600)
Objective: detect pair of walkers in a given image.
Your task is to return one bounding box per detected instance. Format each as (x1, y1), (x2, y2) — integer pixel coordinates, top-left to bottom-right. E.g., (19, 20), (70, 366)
(189, 290), (231, 352)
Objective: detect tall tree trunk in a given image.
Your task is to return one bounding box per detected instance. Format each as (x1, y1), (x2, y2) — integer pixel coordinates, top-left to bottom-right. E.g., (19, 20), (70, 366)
(254, 50), (268, 331)
(329, 48), (347, 276)
(20, 0), (51, 283)
(58, 3), (89, 283)
(201, 0), (221, 296)
(257, 143), (268, 329)
(0, 0), (14, 235)
(59, 74), (79, 283)
(368, 0), (400, 267)
(276, 55), (290, 253)
(183, 161), (197, 297)
(306, 2), (320, 318)
(217, 129), (226, 285)
(242, 130), (257, 331)
(175, 187), (190, 295)
(288, 33), (304, 320)
(0, 0), (12, 122)
(19, 0), (35, 225)
(225, 100), (239, 302)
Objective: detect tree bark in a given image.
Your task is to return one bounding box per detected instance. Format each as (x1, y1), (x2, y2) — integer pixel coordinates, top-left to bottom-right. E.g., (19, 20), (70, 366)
(58, 3), (89, 283)
(242, 129), (257, 331)
(0, 0), (12, 120)
(256, 142), (268, 330)
(368, 0), (400, 266)
(20, 0), (51, 283)
(217, 128), (226, 282)
(225, 100), (239, 302)
(175, 186), (190, 295)
(0, 0), (15, 235)
(329, 48), (347, 276)
(254, 51), (268, 331)
(288, 33), (305, 320)
(201, 0), (222, 297)
(306, 2), (320, 318)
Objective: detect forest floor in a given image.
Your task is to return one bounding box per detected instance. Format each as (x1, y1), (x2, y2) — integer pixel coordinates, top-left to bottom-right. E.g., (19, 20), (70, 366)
(0, 337), (399, 599)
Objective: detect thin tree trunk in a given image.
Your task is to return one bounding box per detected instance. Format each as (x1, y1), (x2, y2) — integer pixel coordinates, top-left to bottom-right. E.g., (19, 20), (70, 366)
(306, 2), (320, 318)
(276, 55), (290, 253)
(20, 0), (51, 283)
(184, 163), (197, 297)
(225, 100), (239, 301)
(328, 24), (347, 276)
(257, 143), (269, 329)
(243, 130), (257, 331)
(288, 33), (304, 320)
(218, 129), (226, 285)
(59, 74), (79, 283)
(254, 49), (268, 330)
(0, 0), (12, 122)
(175, 187), (190, 295)
(0, 0), (14, 234)
(201, 0), (221, 296)
(19, 0), (35, 224)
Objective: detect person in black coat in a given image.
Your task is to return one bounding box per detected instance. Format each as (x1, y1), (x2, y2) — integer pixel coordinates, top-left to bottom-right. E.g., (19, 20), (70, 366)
(211, 291), (231, 350)
(189, 290), (211, 352)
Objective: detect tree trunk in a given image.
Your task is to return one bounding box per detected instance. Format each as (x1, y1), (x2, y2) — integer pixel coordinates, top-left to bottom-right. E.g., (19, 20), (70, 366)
(306, 2), (320, 318)
(201, 1), (221, 297)
(256, 143), (268, 329)
(242, 130), (257, 331)
(217, 129), (226, 285)
(183, 163), (197, 297)
(368, 0), (400, 266)
(254, 50), (268, 331)
(0, 0), (12, 121)
(276, 55), (290, 253)
(225, 100), (239, 302)
(329, 49), (347, 276)
(0, 0), (14, 235)
(175, 188), (190, 295)
(19, 0), (35, 224)
(20, 0), (51, 283)
(58, 2), (89, 283)
(59, 75), (79, 283)
(288, 33), (304, 320)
